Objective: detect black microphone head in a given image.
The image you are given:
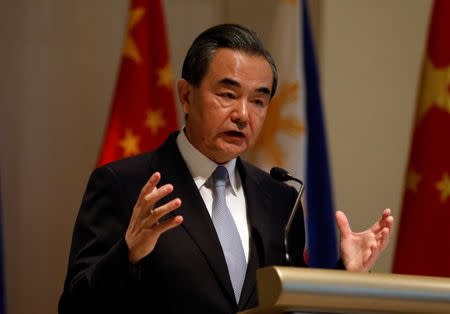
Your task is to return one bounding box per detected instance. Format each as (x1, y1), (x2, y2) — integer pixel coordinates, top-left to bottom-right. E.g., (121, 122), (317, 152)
(270, 166), (290, 182)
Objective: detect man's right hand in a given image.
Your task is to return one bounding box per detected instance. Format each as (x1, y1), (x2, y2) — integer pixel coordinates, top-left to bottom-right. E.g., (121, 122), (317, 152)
(125, 171), (183, 264)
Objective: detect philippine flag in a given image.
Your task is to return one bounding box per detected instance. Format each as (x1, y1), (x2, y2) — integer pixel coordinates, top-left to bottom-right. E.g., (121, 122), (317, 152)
(246, 0), (339, 268)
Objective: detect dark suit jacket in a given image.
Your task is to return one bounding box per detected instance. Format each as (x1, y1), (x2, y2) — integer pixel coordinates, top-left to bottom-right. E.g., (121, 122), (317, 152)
(59, 132), (307, 314)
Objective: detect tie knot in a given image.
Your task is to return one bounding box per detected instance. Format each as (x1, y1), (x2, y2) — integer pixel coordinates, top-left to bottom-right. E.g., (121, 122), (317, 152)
(212, 166), (229, 188)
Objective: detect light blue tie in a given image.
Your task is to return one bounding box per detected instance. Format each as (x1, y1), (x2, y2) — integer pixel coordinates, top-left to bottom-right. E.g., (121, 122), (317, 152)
(212, 166), (247, 302)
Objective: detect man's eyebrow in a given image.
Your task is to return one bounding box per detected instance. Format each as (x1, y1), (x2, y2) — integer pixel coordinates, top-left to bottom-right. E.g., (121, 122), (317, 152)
(218, 78), (271, 96)
(255, 86), (271, 97)
(218, 77), (241, 88)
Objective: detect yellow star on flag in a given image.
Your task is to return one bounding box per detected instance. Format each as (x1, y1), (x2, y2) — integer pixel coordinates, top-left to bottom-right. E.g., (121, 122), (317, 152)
(406, 168), (422, 192)
(416, 57), (450, 121)
(436, 172), (450, 203)
(118, 129), (140, 157)
(145, 109), (167, 135)
(157, 63), (173, 89)
(123, 7), (145, 63)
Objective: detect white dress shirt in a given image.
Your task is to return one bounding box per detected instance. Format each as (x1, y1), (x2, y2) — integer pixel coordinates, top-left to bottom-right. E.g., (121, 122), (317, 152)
(176, 130), (250, 262)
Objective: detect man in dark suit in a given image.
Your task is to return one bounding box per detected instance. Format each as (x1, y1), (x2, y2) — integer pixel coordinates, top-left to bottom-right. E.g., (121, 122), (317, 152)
(59, 23), (393, 314)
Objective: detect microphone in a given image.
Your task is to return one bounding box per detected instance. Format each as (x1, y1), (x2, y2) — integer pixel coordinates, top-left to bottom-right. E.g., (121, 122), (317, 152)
(270, 167), (303, 185)
(270, 167), (305, 265)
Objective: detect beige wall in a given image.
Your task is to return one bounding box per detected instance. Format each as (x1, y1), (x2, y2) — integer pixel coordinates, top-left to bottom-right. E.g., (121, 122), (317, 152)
(321, 0), (432, 273)
(0, 1), (129, 313)
(0, 0), (432, 313)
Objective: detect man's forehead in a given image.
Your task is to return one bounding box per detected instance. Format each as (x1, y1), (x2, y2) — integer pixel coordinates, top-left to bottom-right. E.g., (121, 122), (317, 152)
(209, 48), (266, 64)
(206, 49), (272, 85)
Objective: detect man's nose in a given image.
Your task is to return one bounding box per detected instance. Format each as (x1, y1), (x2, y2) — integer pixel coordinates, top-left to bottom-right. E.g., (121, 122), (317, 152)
(231, 98), (249, 127)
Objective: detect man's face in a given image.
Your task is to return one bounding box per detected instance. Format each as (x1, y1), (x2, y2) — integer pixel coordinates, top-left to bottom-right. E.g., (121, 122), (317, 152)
(178, 48), (273, 164)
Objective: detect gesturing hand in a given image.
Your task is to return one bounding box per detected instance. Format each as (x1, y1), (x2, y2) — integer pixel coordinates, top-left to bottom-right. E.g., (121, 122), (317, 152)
(336, 208), (394, 272)
(125, 172), (183, 264)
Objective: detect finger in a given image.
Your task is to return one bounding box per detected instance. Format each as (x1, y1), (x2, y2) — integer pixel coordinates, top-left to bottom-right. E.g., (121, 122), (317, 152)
(378, 227), (390, 251)
(373, 227), (389, 250)
(152, 198), (182, 221)
(382, 208), (392, 217)
(133, 172), (161, 217)
(363, 234), (378, 257)
(384, 215), (394, 231)
(138, 172), (161, 205)
(153, 215), (184, 235)
(373, 215), (394, 236)
(151, 198), (181, 221)
(372, 216), (393, 236)
(335, 210), (352, 237)
(363, 248), (373, 265)
(364, 245), (379, 270)
(142, 198), (182, 228)
(141, 184), (175, 214)
(379, 209), (393, 226)
(371, 208), (393, 233)
(375, 230), (385, 241)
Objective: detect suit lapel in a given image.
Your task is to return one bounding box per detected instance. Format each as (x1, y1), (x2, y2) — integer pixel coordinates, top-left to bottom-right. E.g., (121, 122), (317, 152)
(151, 134), (275, 308)
(237, 160), (273, 310)
(153, 134), (236, 304)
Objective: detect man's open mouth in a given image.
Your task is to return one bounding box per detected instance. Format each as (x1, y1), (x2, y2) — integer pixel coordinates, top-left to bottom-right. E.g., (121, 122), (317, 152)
(225, 130), (245, 138)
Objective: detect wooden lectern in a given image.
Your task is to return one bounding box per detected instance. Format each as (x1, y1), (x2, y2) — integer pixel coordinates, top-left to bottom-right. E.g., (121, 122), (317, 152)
(239, 266), (450, 314)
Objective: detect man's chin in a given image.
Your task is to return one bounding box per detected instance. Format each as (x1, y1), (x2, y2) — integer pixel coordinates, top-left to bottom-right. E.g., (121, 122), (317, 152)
(214, 144), (247, 163)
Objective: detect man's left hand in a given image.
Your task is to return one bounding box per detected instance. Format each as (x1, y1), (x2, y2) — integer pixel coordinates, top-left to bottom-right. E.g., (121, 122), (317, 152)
(336, 208), (394, 272)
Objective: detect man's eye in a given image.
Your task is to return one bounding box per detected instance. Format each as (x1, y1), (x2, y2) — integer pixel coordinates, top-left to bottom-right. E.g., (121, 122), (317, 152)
(220, 92), (236, 99)
(252, 99), (266, 107)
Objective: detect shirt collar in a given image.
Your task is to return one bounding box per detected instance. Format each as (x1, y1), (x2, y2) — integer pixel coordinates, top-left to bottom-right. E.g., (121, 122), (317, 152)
(176, 128), (239, 195)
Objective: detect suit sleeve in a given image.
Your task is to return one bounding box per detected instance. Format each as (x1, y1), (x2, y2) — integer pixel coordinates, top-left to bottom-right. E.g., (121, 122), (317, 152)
(58, 166), (142, 313)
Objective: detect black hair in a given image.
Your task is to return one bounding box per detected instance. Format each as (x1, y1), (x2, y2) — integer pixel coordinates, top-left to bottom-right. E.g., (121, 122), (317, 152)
(181, 23), (278, 98)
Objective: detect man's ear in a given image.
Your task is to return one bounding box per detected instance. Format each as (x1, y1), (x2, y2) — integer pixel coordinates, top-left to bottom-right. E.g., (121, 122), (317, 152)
(177, 79), (193, 115)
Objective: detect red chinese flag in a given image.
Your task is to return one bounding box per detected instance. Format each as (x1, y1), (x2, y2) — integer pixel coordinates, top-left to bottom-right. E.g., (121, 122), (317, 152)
(97, 0), (179, 166)
(393, 0), (450, 277)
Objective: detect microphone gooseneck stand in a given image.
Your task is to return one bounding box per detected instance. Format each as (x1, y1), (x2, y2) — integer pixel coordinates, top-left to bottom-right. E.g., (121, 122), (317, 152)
(270, 167), (305, 265)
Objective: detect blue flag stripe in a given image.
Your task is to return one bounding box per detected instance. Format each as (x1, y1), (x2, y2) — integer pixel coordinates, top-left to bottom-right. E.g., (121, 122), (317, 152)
(302, 0), (339, 268)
